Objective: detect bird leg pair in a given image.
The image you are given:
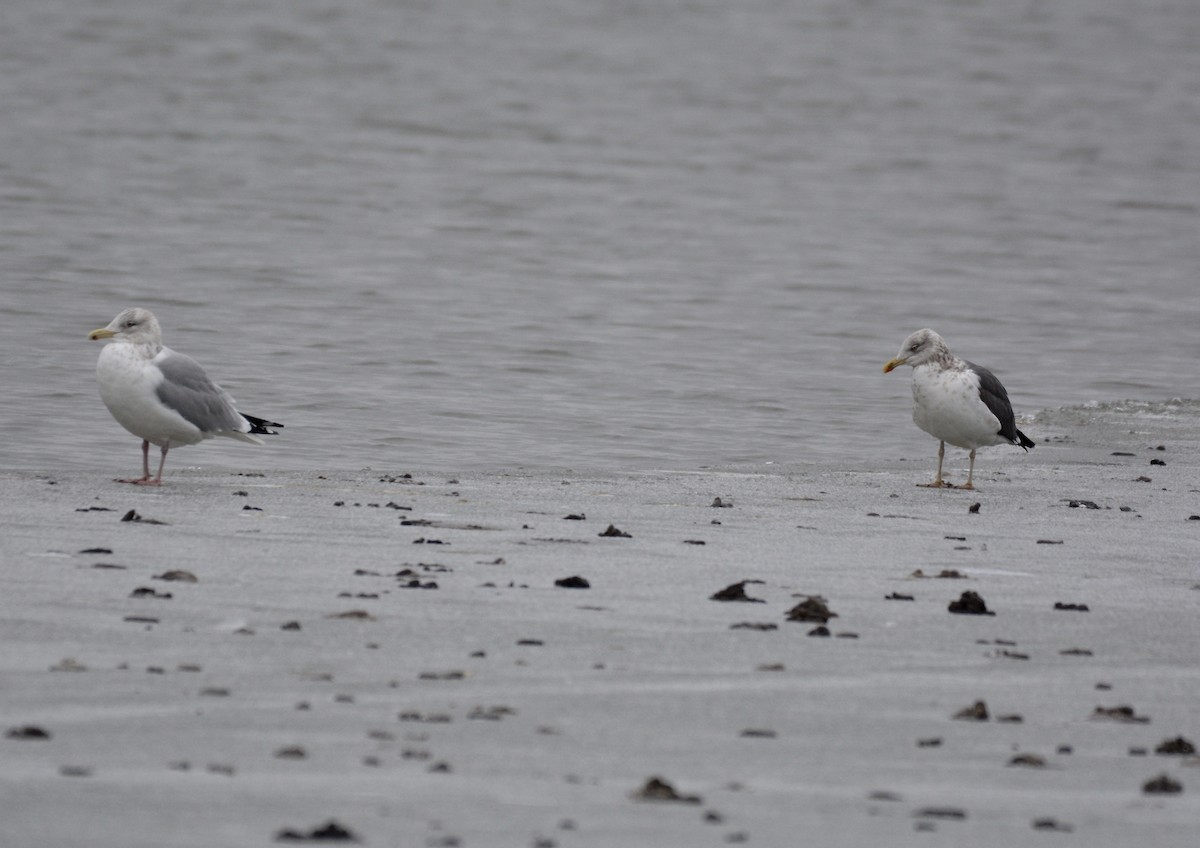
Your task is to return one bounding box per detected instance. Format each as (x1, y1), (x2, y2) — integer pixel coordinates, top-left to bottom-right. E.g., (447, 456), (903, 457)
(118, 439), (170, 486)
(917, 441), (977, 490)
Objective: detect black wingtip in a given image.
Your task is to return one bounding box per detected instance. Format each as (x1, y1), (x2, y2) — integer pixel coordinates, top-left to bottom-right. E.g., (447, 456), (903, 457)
(1016, 429), (1035, 451)
(243, 413), (283, 436)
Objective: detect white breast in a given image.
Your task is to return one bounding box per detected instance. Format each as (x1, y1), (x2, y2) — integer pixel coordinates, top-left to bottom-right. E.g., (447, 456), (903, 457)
(910, 364), (1006, 450)
(96, 344), (205, 448)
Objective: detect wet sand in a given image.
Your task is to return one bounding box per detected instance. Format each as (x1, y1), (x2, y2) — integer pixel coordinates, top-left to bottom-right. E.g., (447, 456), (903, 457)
(3, 421), (1199, 846)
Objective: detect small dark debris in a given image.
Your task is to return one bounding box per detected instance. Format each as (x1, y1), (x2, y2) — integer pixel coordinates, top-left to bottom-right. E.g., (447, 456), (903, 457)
(914, 807), (966, 820)
(1053, 602), (1089, 612)
(59, 765), (93, 777)
(517, 639), (544, 646)
(711, 581), (765, 603)
(711, 497), (732, 508)
(412, 537), (445, 545)
(1008, 753), (1047, 768)
(1134, 476), (1152, 483)
(992, 649), (1029, 660)
(885, 592), (914, 601)
(785, 595), (837, 622)
(555, 575), (590, 589)
(1032, 818), (1073, 832)
(1037, 539), (1064, 545)
(944, 535), (966, 541)
(682, 539), (706, 545)
(327, 610), (374, 620)
(632, 776), (703, 805)
(75, 506), (114, 512)
(807, 625), (830, 637)
(154, 570), (198, 583)
(1156, 736), (1196, 756)
(730, 622), (777, 631)
(911, 569), (965, 579)
(120, 509), (167, 524)
(598, 524), (631, 538)
(6, 725), (51, 740)
(130, 587), (172, 599)
(1068, 500), (1101, 509)
(739, 728), (776, 738)
(242, 505), (262, 511)
(78, 547), (113, 554)
(1092, 705), (1150, 724)
(917, 738), (942, 748)
(1142, 774), (1183, 795)
(563, 513), (586, 520)
(275, 819), (360, 842)
(91, 562), (127, 570)
(953, 701), (989, 721)
(1150, 458), (1166, 466)
(1130, 747), (1148, 756)
(275, 746), (307, 760)
(123, 615), (159, 624)
(968, 502), (981, 514)
(1111, 451), (1135, 456)
(948, 591), (994, 615)
(996, 714), (1024, 724)
(281, 621), (301, 631)
(1059, 647), (1093, 656)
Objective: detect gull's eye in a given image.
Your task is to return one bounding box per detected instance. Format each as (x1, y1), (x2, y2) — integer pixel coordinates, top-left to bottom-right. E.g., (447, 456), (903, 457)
(124, 320), (138, 328)
(909, 342), (920, 351)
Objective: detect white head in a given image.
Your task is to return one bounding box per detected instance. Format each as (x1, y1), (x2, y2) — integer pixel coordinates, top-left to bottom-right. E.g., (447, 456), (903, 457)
(89, 307), (163, 348)
(883, 328), (952, 372)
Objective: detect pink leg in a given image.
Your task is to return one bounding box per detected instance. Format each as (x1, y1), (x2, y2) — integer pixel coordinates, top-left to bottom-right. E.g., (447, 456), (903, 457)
(116, 440), (154, 484)
(117, 440), (168, 486)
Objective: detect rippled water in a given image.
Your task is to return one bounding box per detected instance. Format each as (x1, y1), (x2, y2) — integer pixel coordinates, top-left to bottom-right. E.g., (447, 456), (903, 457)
(3, 0), (1198, 472)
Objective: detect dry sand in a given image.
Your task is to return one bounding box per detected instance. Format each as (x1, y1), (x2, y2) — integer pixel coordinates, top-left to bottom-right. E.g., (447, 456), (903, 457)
(3, 414), (1199, 846)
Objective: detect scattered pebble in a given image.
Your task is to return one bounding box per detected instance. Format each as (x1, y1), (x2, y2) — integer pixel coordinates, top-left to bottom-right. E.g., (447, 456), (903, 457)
(554, 575), (590, 589)
(1092, 705), (1150, 724)
(598, 524), (631, 538)
(917, 738), (942, 748)
(632, 776), (702, 804)
(730, 622), (777, 631)
(968, 502), (980, 514)
(120, 509), (167, 525)
(275, 819), (360, 842)
(739, 728), (776, 738)
(1156, 737), (1196, 756)
(154, 570), (198, 582)
(1053, 602), (1089, 612)
(785, 596), (837, 623)
(711, 498), (732, 508)
(948, 591), (994, 615)
(885, 592), (914, 601)
(1068, 500), (1101, 509)
(953, 701), (989, 721)
(1142, 774), (1183, 795)
(914, 807), (966, 820)
(711, 581), (765, 603)
(1032, 818), (1073, 832)
(807, 626), (830, 637)
(6, 725), (51, 740)
(1008, 753), (1047, 768)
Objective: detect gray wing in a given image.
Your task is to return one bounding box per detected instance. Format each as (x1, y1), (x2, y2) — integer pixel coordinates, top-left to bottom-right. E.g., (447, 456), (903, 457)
(966, 360), (1021, 444)
(153, 348), (248, 434)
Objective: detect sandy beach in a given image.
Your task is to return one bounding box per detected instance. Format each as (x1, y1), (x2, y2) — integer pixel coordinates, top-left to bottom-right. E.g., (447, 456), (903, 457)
(3, 404), (1198, 848)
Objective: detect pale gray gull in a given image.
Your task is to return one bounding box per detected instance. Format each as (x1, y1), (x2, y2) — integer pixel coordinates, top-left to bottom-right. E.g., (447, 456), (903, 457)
(884, 328), (1033, 490)
(89, 307), (282, 485)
